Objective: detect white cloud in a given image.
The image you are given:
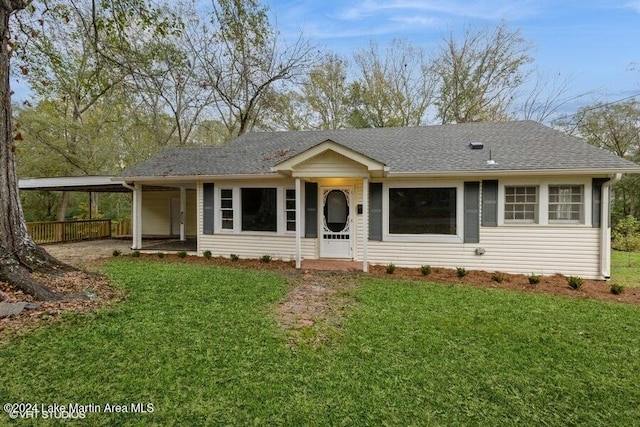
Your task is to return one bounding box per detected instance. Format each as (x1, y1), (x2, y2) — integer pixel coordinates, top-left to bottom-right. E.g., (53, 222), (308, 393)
(333, 0), (542, 22)
(624, 1), (640, 12)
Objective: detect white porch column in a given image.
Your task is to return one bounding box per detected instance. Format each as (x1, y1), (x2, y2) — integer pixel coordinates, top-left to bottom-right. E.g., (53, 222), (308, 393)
(362, 177), (369, 272)
(295, 177), (302, 269)
(179, 186), (186, 241)
(132, 183), (143, 250)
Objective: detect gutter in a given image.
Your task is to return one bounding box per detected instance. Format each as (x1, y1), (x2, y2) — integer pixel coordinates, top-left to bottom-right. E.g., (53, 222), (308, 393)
(600, 173), (622, 279)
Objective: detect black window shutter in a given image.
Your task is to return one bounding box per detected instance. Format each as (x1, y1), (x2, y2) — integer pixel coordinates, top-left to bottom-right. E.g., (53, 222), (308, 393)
(482, 180), (498, 227)
(369, 183), (383, 241)
(464, 182), (480, 243)
(592, 178), (609, 228)
(304, 182), (318, 238)
(203, 183), (214, 234)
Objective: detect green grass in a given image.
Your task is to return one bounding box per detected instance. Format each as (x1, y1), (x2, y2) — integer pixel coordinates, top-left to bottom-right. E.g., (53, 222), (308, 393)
(611, 250), (640, 287)
(1, 260), (640, 425)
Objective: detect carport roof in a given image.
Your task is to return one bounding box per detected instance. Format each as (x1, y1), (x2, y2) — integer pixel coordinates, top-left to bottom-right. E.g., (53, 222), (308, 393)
(18, 176), (129, 193)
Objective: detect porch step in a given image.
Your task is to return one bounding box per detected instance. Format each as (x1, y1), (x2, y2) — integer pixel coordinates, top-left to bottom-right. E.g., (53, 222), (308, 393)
(301, 259), (364, 271)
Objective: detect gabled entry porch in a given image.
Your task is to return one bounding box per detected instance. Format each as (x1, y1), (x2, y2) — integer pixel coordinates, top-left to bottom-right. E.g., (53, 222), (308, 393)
(273, 139), (388, 272)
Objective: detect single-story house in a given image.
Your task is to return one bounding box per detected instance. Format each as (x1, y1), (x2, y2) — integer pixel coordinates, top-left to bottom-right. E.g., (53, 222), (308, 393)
(119, 120), (640, 279)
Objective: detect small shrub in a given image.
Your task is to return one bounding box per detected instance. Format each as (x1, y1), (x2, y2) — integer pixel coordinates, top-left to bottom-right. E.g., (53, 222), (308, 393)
(261, 254), (272, 263)
(420, 265), (431, 276)
(528, 274), (540, 285)
(492, 272), (505, 283)
(230, 254), (239, 262)
(385, 263), (396, 274)
(456, 267), (467, 278)
(157, 252), (164, 259)
(567, 276), (584, 290)
(203, 250), (212, 259)
(610, 283), (625, 295)
(177, 251), (187, 259)
(112, 249), (121, 257)
(131, 250), (140, 258)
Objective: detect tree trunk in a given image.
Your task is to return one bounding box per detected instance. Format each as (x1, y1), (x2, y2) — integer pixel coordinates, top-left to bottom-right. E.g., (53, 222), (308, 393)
(0, 1), (76, 301)
(57, 191), (69, 221)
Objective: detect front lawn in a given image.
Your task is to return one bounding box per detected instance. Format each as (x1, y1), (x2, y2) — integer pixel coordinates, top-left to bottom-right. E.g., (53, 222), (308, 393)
(1, 259), (639, 425)
(611, 250), (640, 287)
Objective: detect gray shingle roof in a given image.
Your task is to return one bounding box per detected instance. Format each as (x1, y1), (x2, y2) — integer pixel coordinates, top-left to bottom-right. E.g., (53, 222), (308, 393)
(120, 121), (640, 178)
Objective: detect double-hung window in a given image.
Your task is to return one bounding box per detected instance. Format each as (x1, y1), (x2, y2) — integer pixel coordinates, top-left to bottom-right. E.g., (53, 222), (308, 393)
(549, 185), (583, 223)
(285, 189), (296, 232)
(220, 189), (234, 230)
(504, 186), (538, 223)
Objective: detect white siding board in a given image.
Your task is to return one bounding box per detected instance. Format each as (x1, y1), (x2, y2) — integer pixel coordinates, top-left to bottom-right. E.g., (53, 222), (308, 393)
(296, 151), (368, 177)
(199, 234), (316, 261)
(366, 227), (601, 278)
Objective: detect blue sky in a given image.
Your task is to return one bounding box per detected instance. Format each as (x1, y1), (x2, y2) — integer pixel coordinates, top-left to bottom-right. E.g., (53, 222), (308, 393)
(265, 0), (640, 105)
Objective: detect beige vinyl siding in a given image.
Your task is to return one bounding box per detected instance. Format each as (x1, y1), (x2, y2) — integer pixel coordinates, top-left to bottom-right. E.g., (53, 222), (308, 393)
(195, 176), (603, 278)
(295, 151), (368, 177)
(142, 190), (196, 236)
(199, 234), (317, 261)
(197, 180), (317, 260)
(367, 226), (601, 278)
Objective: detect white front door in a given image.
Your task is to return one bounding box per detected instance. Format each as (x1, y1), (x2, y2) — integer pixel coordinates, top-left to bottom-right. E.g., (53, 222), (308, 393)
(320, 188), (352, 259)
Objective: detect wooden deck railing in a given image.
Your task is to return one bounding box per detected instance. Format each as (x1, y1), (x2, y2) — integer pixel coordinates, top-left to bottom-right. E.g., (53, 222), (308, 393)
(112, 218), (131, 237)
(27, 219), (112, 244)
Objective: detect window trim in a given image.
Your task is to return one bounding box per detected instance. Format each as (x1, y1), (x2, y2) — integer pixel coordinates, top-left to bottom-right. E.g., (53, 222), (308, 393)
(214, 184), (297, 235)
(504, 185), (539, 224)
(382, 181), (463, 243)
(548, 184), (584, 224)
(498, 179), (591, 227)
(219, 188), (235, 231)
(284, 188), (296, 233)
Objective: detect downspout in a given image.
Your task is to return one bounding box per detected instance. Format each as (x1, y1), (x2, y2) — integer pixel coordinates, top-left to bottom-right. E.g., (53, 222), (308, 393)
(600, 173), (622, 279)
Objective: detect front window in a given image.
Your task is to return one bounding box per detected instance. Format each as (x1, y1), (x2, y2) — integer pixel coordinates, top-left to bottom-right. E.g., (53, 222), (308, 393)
(549, 185), (583, 223)
(285, 189), (296, 232)
(242, 188), (277, 232)
(505, 186), (538, 223)
(220, 189), (233, 230)
(389, 188), (456, 235)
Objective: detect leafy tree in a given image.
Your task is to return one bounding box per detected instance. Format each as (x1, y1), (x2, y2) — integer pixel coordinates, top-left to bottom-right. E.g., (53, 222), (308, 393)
(303, 53), (352, 130)
(13, 0), (181, 220)
(260, 53), (351, 131)
(1, 0), (181, 300)
(433, 23), (533, 123)
(191, 0), (317, 136)
(555, 100), (640, 219)
(130, 4), (216, 147)
(613, 215), (640, 266)
(351, 39), (434, 127)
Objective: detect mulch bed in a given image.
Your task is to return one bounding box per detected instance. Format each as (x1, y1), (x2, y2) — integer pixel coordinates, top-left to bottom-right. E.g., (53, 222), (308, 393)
(141, 253), (640, 305)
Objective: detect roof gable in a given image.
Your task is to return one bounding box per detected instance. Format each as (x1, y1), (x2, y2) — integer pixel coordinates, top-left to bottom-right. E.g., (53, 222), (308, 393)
(273, 139), (387, 178)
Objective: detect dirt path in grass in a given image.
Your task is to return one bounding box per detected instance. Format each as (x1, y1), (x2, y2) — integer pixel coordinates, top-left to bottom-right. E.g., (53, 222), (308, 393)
(276, 271), (359, 348)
